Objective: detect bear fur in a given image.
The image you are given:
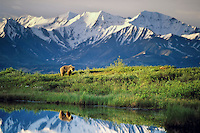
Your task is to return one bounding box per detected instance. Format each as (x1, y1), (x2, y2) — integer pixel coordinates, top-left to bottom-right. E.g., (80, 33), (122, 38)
(60, 65), (75, 76)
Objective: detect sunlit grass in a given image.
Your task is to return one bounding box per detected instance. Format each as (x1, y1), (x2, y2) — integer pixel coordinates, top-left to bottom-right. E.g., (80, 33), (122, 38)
(0, 58), (200, 109)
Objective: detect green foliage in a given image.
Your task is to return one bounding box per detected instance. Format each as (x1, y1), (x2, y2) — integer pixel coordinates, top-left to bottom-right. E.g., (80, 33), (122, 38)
(0, 67), (16, 75)
(109, 56), (125, 68)
(0, 65), (199, 109)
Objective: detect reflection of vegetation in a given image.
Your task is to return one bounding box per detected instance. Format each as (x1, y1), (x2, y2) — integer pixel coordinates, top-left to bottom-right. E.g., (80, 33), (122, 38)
(165, 105), (200, 132)
(0, 102), (166, 127)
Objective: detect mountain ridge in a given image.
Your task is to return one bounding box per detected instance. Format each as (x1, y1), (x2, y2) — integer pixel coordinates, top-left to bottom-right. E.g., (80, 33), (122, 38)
(0, 10), (199, 72)
(1, 10), (199, 48)
(129, 10), (199, 36)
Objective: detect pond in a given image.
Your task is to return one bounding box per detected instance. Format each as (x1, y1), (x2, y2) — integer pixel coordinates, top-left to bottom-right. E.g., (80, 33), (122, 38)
(0, 102), (166, 133)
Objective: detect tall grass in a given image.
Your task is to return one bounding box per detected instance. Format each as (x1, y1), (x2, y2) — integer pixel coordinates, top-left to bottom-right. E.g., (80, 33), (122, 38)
(0, 59), (200, 109)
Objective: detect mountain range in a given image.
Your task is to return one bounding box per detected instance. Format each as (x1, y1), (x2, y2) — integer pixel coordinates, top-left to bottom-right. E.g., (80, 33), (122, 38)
(0, 10), (200, 73)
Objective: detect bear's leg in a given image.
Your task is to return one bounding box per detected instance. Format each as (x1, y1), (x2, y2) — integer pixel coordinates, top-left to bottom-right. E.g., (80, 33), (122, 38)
(61, 71), (65, 76)
(67, 70), (71, 76)
(60, 69), (63, 76)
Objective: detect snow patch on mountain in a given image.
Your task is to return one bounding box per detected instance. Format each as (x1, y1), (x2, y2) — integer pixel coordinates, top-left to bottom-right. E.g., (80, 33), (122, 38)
(16, 12), (78, 30)
(115, 25), (154, 45)
(0, 18), (7, 38)
(2, 18), (27, 41)
(181, 33), (200, 40)
(159, 33), (173, 40)
(128, 11), (198, 36)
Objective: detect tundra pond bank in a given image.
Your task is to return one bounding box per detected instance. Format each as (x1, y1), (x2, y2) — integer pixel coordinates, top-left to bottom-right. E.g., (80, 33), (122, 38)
(0, 65), (200, 130)
(0, 66), (199, 108)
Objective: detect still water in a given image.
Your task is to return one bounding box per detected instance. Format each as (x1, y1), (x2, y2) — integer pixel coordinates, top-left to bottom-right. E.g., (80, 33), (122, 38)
(0, 102), (166, 133)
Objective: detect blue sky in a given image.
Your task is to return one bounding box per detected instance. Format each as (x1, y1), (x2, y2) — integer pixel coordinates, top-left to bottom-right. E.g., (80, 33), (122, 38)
(0, 0), (200, 27)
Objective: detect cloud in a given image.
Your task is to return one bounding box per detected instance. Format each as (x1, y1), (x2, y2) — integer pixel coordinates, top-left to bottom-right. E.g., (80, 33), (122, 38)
(11, 5), (22, 10)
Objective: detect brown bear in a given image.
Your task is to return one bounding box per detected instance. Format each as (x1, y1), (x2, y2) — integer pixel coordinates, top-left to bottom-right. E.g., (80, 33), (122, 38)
(60, 65), (75, 76)
(59, 110), (73, 122)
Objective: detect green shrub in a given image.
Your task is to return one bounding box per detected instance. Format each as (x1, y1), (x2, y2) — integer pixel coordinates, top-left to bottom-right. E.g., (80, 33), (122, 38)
(0, 66), (199, 109)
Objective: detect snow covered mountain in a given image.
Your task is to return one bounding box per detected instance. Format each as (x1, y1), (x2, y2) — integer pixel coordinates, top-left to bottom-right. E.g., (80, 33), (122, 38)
(128, 11), (199, 36)
(0, 11), (199, 72)
(0, 110), (166, 133)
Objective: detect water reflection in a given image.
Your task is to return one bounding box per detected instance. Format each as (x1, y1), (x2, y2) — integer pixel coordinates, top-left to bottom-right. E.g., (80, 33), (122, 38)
(0, 109), (166, 133)
(59, 110), (73, 122)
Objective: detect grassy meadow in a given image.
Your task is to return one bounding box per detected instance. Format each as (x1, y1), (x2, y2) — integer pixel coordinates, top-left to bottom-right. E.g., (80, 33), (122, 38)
(0, 58), (199, 129)
(0, 59), (199, 108)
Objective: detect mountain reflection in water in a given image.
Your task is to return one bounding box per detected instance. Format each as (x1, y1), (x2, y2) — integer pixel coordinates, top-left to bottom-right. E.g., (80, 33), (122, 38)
(0, 109), (166, 133)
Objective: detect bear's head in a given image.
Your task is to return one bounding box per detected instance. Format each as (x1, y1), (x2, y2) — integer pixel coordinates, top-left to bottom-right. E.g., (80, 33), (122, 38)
(69, 65), (75, 71)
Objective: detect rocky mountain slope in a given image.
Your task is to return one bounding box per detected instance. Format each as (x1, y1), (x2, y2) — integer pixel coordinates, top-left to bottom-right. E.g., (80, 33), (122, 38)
(0, 11), (199, 73)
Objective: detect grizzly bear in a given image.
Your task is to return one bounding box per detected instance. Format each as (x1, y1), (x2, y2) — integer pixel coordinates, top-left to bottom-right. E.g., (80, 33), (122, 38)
(60, 65), (75, 76)
(59, 110), (73, 122)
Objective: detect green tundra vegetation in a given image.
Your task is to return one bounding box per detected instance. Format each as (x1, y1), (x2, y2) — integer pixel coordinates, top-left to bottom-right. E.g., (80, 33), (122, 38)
(0, 58), (199, 108)
(0, 58), (199, 129)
